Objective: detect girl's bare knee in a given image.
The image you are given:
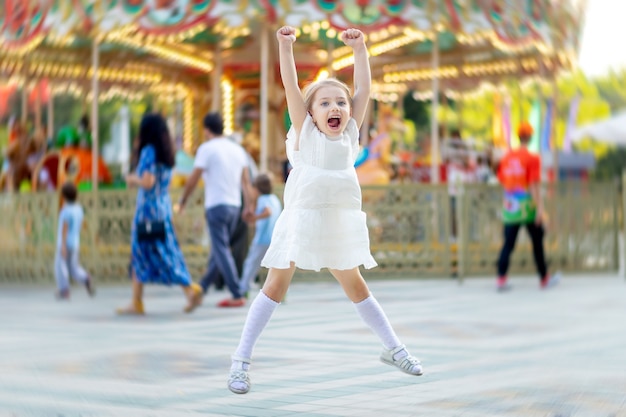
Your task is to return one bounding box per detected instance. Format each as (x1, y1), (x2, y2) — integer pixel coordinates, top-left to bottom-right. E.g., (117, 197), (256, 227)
(330, 268), (370, 302)
(262, 266), (294, 301)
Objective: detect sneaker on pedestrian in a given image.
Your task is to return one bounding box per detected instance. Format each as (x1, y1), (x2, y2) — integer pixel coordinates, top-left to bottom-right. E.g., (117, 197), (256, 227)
(217, 298), (246, 308)
(55, 288), (70, 300)
(496, 276), (512, 292)
(540, 271), (561, 289)
(85, 277), (96, 297)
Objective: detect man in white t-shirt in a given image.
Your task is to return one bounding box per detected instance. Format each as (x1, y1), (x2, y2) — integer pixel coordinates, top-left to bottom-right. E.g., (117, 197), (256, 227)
(177, 112), (253, 308)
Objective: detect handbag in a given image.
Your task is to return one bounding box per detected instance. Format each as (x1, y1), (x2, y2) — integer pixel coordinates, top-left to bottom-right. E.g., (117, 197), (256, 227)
(136, 167), (166, 242)
(137, 219), (166, 241)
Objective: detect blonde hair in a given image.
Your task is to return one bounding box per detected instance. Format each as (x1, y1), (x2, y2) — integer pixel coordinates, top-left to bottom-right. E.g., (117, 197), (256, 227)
(303, 78), (353, 112)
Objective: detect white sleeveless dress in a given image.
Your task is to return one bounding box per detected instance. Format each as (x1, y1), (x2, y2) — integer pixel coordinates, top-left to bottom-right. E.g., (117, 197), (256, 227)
(261, 114), (377, 271)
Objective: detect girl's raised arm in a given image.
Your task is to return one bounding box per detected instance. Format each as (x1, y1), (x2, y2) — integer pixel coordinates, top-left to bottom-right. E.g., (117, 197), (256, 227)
(277, 26), (306, 138)
(341, 29), (371, 129)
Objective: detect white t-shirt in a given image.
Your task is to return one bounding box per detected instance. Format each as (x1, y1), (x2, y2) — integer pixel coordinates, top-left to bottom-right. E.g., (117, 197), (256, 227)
(447, 163), (472, 196)
(194, 137), (248, 209)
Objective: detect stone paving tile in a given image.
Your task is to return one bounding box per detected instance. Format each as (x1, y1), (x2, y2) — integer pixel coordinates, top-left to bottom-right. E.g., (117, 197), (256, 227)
(1, 274), (625, 416)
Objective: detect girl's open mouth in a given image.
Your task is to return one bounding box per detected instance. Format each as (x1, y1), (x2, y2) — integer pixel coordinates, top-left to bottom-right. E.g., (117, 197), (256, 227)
(328, 116), (341, 129)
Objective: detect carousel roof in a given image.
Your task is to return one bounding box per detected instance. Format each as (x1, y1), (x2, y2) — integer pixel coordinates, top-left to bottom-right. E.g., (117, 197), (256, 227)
(0, 0), (585, 101)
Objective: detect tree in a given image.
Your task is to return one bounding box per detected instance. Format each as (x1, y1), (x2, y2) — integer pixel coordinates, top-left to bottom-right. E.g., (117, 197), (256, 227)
(594, 69), (626, 112)
(440, 71), (615, 158)
(592, 148), (626, 181)
(402, 91), (430, 133)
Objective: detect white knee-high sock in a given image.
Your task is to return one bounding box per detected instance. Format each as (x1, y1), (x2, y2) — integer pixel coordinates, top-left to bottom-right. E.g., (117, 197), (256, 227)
(354, 294), (402, 350)
(233, 291), (279, 366)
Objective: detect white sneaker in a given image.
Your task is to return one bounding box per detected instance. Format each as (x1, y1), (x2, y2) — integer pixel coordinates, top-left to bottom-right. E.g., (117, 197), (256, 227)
(380, 344), (423, 376)
(228, 356), (251, 394)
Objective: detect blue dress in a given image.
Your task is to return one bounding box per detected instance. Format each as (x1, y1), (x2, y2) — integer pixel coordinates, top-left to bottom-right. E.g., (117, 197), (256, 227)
(131, 145), (192, 286)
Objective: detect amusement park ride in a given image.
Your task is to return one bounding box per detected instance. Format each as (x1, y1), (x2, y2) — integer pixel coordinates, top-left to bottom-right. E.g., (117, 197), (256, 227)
(0, 0), (584, 188)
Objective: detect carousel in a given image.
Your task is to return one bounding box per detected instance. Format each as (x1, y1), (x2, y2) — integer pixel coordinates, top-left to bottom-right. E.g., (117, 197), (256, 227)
(3, 1), (618, 286)
(0, 0), (584, 191)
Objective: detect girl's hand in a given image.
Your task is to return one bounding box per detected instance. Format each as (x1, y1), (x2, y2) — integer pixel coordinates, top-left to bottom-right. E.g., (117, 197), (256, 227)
(276, 26), (296, 44)
(341, 28), (366, 48)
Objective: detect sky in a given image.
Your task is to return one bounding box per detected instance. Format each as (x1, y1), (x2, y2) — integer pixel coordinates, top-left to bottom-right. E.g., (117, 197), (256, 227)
(577, 0), (626, 77)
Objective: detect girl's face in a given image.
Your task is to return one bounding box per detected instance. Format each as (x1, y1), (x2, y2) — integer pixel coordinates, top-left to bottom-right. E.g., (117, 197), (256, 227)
(309, 86), (351, 137)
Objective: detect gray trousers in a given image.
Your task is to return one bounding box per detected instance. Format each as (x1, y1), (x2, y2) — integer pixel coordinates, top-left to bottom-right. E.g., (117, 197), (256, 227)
(54, 248), (89, 291)
(239, 243), (270, 294)
(200, 205), (243, 298)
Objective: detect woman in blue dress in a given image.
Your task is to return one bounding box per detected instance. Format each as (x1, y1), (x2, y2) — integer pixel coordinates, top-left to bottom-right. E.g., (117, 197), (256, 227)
(117, 113), (202, 315)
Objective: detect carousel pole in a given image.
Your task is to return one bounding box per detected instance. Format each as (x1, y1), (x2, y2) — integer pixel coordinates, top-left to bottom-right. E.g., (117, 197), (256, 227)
(20, 59), (28, 125)
(21, 84), (28, 125)
(441, 91), (448, 140)
(91, 37), (100, 189)
(34, 81), (42, 132)
(89, 36), (100, 278)
(536, 74), (546, 181)
(550, 74), (560, 183)
(430, 30), (440, 184)
(457, 94), (464, 134)
(259, 22), (269, 172)
(516, 80), (524, 122)
(327, 38), (335, 77)
(47, 90), (54, 143)
(211, 44), (222, 112)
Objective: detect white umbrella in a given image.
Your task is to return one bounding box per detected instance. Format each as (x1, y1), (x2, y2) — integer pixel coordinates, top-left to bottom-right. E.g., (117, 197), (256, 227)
(571, 111), (626, 145)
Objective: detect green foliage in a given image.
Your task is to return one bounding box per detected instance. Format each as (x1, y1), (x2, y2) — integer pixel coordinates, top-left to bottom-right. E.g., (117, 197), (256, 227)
(591, 148), (626, 181)
(458, 92), (496, 140)
(0, 125), (7, 149)
(50, 96), (149, 149)
(52, 95), (86, 135)
(402, 92), (430, 133)
(424, 69), (623, 160)
(594, 69), (626, 111)
(128, 101), (149, 140)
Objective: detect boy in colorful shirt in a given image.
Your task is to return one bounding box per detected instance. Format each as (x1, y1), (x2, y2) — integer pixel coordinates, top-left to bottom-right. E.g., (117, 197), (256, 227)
(495, 122), (560, 292)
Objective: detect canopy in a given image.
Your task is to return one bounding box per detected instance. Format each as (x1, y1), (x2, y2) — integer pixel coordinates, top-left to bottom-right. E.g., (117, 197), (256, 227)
(0, 0), (586, 179)
(0, 0), (585, 97)
(571, 111), (626, 145)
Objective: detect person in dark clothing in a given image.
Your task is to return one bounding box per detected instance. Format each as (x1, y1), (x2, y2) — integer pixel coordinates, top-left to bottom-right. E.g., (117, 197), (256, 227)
(494, 122), (561, 292)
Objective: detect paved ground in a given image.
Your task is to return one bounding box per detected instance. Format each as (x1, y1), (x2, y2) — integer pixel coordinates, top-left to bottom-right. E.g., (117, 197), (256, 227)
(1, 273), (625, 417)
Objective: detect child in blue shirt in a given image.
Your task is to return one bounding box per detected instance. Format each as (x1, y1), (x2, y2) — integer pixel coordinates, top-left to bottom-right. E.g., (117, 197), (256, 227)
(239, 174), (282, 296)
(55, 182), (94, 299)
